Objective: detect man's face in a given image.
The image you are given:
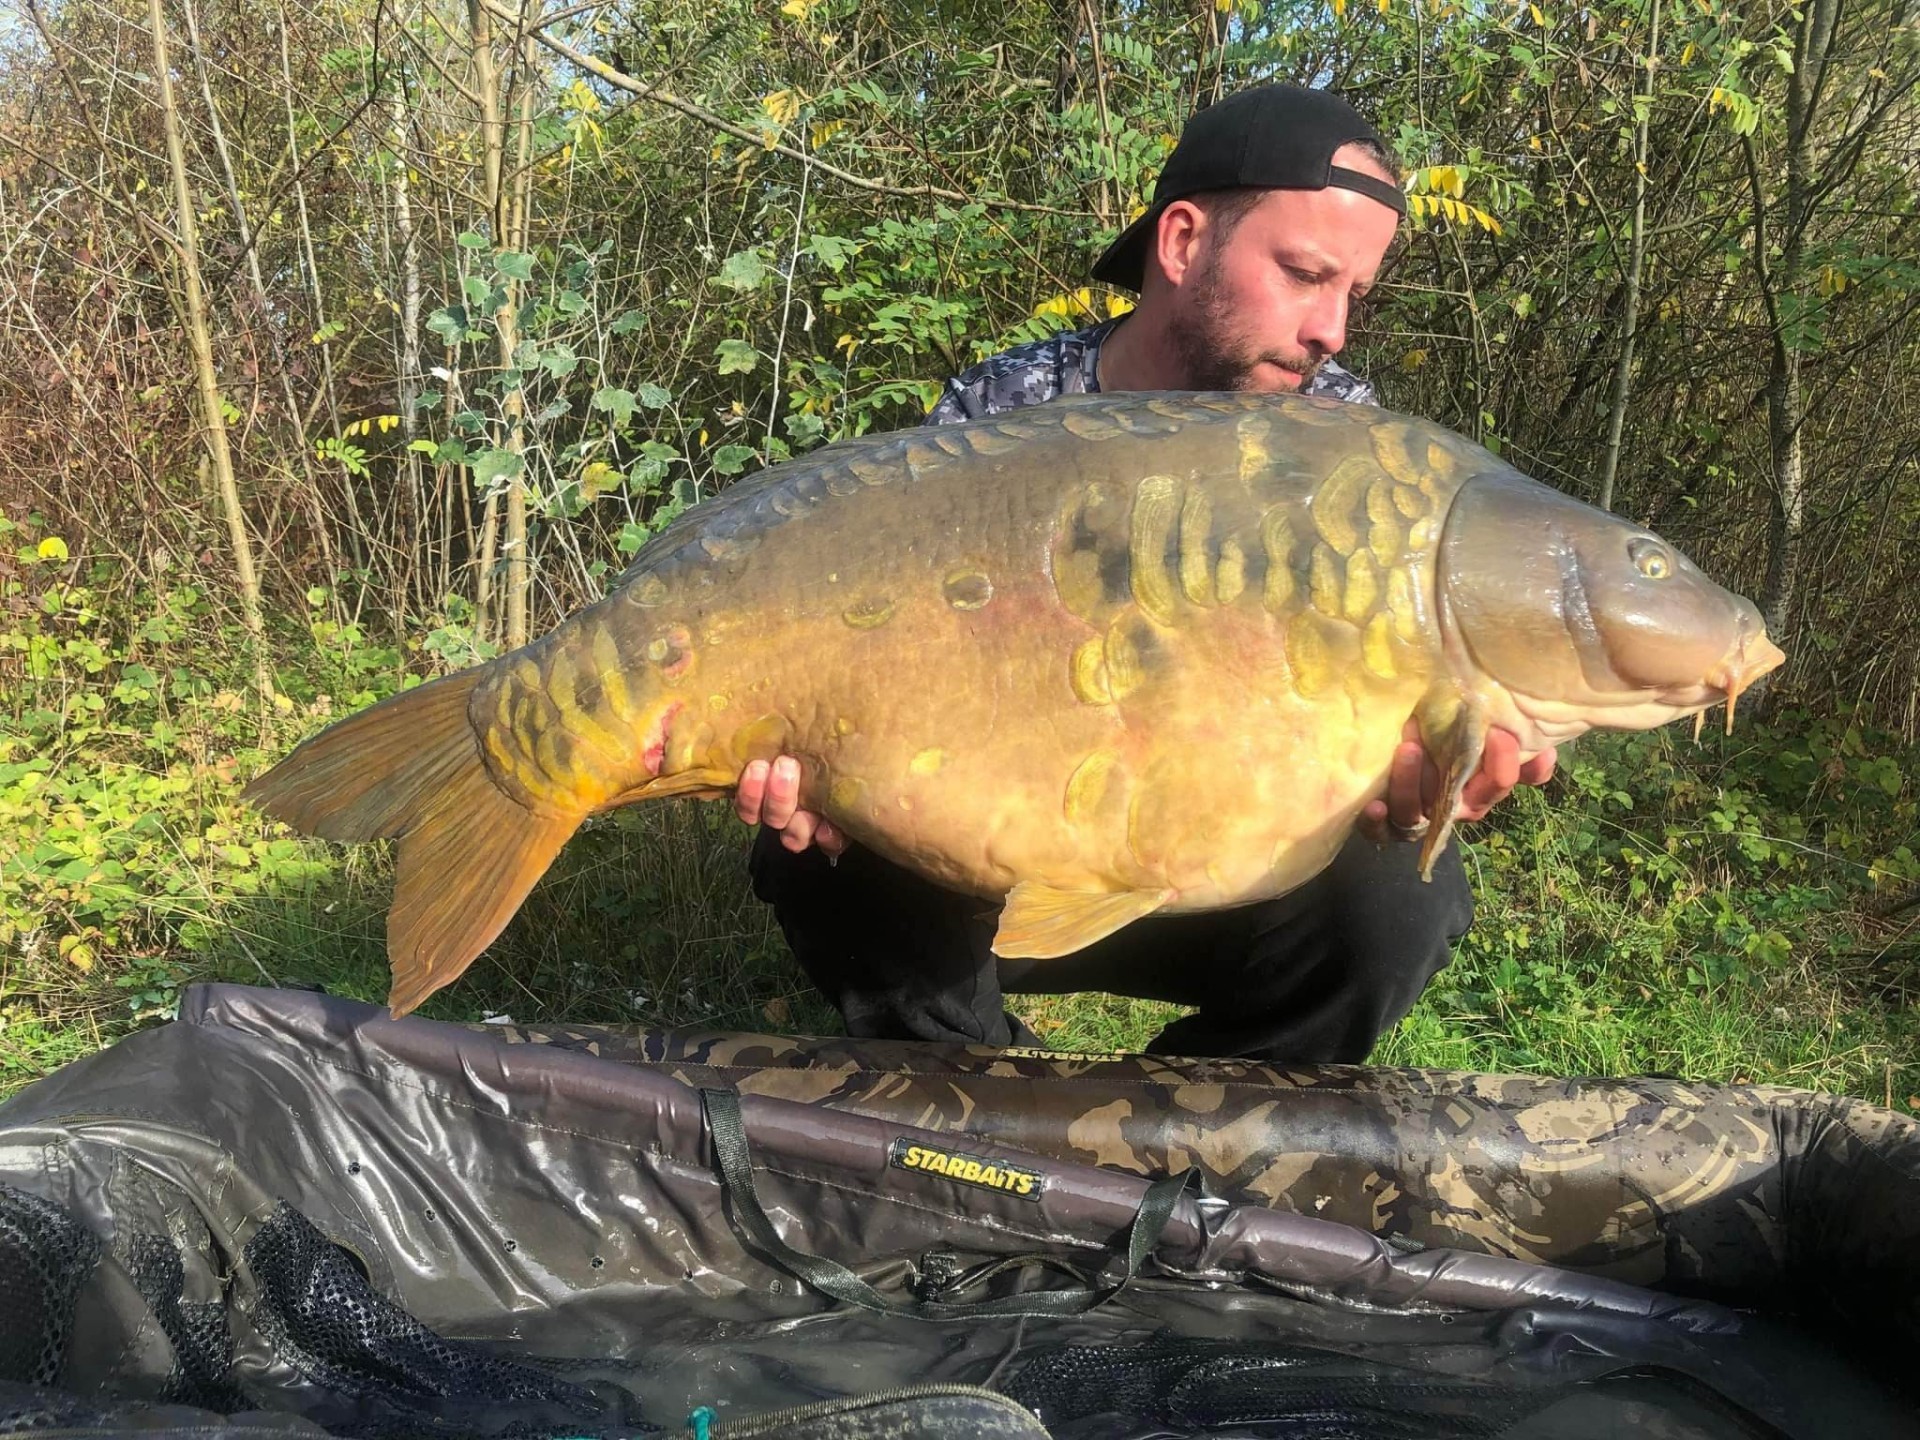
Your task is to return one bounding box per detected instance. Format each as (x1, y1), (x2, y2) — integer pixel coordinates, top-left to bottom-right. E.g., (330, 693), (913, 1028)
(1157, 147), (1400, 393)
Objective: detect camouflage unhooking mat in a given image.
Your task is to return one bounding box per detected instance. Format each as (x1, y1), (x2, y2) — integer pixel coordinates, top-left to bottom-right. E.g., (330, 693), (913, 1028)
(0, 983), (1916, 1439)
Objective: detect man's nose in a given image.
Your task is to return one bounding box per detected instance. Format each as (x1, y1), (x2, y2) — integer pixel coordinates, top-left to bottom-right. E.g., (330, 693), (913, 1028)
(1299, 289), (1349, 357)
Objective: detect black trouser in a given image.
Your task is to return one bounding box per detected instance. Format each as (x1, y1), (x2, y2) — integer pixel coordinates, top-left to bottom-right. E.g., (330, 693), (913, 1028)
(747, 827), (1473, 1065)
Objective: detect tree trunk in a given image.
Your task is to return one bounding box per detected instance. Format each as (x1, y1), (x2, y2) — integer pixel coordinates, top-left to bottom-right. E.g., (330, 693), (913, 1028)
(147, 0), (276, 714)
(1596, 0), (1658, 514)
(469, 0), (507, 643)
(503, 24), (538, 651)
(390, 84), (426, 615)
(1758, 0), (1840, 641)
(182, 0), (339, 598)
(278, 0), (365, 579)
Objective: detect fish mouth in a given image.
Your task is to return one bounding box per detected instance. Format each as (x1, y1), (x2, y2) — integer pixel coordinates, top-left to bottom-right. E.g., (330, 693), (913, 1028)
(1672, 631), (1787, 738)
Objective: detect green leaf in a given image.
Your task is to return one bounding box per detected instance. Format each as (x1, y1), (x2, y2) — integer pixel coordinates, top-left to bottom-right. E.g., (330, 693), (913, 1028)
(711, 444), (758, 476)
(495, 250), (535, 282)
(457, 230), (489, 249)
(462, 275), (493, 307)
(608, 310), (645, 336)
(426, 306), (468, 343)
(556, 288), (588, 315)
(716, 338), (760, 375)
(714, 249), (769, 291)
(541, 343), (580, 380)
(638, 383), (672, 409)
(805, 233), (858, 273)
(471, 448), (525, 489)
(593, 387), (637, 427)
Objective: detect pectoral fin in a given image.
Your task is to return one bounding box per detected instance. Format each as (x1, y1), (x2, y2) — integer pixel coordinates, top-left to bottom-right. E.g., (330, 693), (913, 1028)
(991, 882), (1173, 960)
(1414, 691), (1490, 881)
(605, 766), (738, 804)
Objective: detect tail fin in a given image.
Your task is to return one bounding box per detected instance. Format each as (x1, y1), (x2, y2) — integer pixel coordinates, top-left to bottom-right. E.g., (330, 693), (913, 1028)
(243, 669), (583, 1017)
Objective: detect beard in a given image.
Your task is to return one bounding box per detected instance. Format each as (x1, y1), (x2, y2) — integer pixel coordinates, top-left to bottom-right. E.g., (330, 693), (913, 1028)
(1168, 252), (1325, 393)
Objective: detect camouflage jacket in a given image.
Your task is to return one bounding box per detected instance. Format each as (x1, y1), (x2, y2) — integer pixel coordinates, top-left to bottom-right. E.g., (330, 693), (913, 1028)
(924, 316), (1378, 426)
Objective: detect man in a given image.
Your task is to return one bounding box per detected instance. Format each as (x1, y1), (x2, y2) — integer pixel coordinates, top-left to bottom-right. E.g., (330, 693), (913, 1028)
(737, 84), (1555, 1063)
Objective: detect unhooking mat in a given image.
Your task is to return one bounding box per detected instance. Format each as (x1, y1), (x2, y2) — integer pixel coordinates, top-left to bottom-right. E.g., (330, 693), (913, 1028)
(0, 982), (1914, 1439)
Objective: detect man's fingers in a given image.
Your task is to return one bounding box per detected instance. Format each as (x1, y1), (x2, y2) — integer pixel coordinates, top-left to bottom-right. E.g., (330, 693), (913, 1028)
(1519, 746), (1558, 787)
(1357, 797), (1392, 847)
(1385, 742), (1426, 831)
(780, 809), (819, 853)
(1457, 729), (1522, 822)
(734, 759), (770, 826)
(762, 755), (802, 831)
(814, 819), (848, 859)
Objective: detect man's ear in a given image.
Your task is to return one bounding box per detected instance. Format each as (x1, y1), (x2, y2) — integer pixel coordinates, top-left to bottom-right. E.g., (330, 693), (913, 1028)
(1153, 200), (1208, 289)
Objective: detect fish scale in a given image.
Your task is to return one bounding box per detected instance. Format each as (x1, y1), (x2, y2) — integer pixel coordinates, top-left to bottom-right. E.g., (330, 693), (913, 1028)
(244, 392), (1783, 1016)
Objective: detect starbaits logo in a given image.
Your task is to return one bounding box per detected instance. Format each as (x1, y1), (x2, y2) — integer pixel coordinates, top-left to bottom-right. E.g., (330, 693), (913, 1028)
(888, 1137), (1044, 1200)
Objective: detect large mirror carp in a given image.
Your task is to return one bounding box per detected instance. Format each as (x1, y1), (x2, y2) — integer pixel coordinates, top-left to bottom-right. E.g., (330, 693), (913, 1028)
(246, 392), (1785, 1016)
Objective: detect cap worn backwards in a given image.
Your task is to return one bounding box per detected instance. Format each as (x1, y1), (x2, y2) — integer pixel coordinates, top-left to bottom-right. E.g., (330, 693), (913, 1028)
(1091, 83), (1406, 294)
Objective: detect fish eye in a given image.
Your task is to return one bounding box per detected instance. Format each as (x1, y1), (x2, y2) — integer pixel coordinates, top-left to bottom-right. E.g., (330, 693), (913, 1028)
(1629, 539), (1671, 580)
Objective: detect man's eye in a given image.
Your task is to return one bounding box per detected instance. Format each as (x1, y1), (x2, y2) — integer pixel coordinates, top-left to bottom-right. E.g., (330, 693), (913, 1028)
(1286, 266), (1321, 285)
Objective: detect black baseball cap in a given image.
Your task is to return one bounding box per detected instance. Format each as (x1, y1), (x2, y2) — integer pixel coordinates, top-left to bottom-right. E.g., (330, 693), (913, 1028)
(1091, 83), (1406, 293)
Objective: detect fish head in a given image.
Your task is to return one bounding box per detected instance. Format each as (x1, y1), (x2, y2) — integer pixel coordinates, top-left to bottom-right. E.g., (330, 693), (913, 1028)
(1437, 469), (1785, 741)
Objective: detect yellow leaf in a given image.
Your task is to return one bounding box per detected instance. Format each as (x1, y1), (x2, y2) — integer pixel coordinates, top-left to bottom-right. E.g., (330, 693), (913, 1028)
(810, 119), (845, 150)
(1528, 133), (1543, 151)
(1681, 41), (1695, 65)
(780, 0), (821, 19)
(37, 537), (69, 561)
(836, 333), (857, 353)
(1033, 288), (1097, 325)
(57, 935), (94, 972)
(1377, 0), (1390, 10)
(579, 462), (621, 499)
(1331, 0), (1347, 17)
(1400, 347), (1428, 371)
(1105, 294), (1135, 318)
(762, 89), (802, 129)
(1528, 2), (1544, 24)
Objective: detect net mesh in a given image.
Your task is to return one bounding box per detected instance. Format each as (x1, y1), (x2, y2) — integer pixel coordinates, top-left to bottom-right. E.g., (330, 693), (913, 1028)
(125, 1231), (251, 1413)
(1004, 1339), (1549, 1438)
(242, 1204), (634, 1435)
(0, 1183), (99, 1388)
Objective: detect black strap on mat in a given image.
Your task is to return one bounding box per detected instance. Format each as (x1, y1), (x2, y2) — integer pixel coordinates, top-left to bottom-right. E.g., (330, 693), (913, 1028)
(701, 1086), (1200, 1321)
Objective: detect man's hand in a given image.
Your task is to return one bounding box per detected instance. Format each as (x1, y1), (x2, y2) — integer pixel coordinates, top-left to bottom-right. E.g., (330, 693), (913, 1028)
(735, 755), (847, 858)
(1357, 720), (1556, 847)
